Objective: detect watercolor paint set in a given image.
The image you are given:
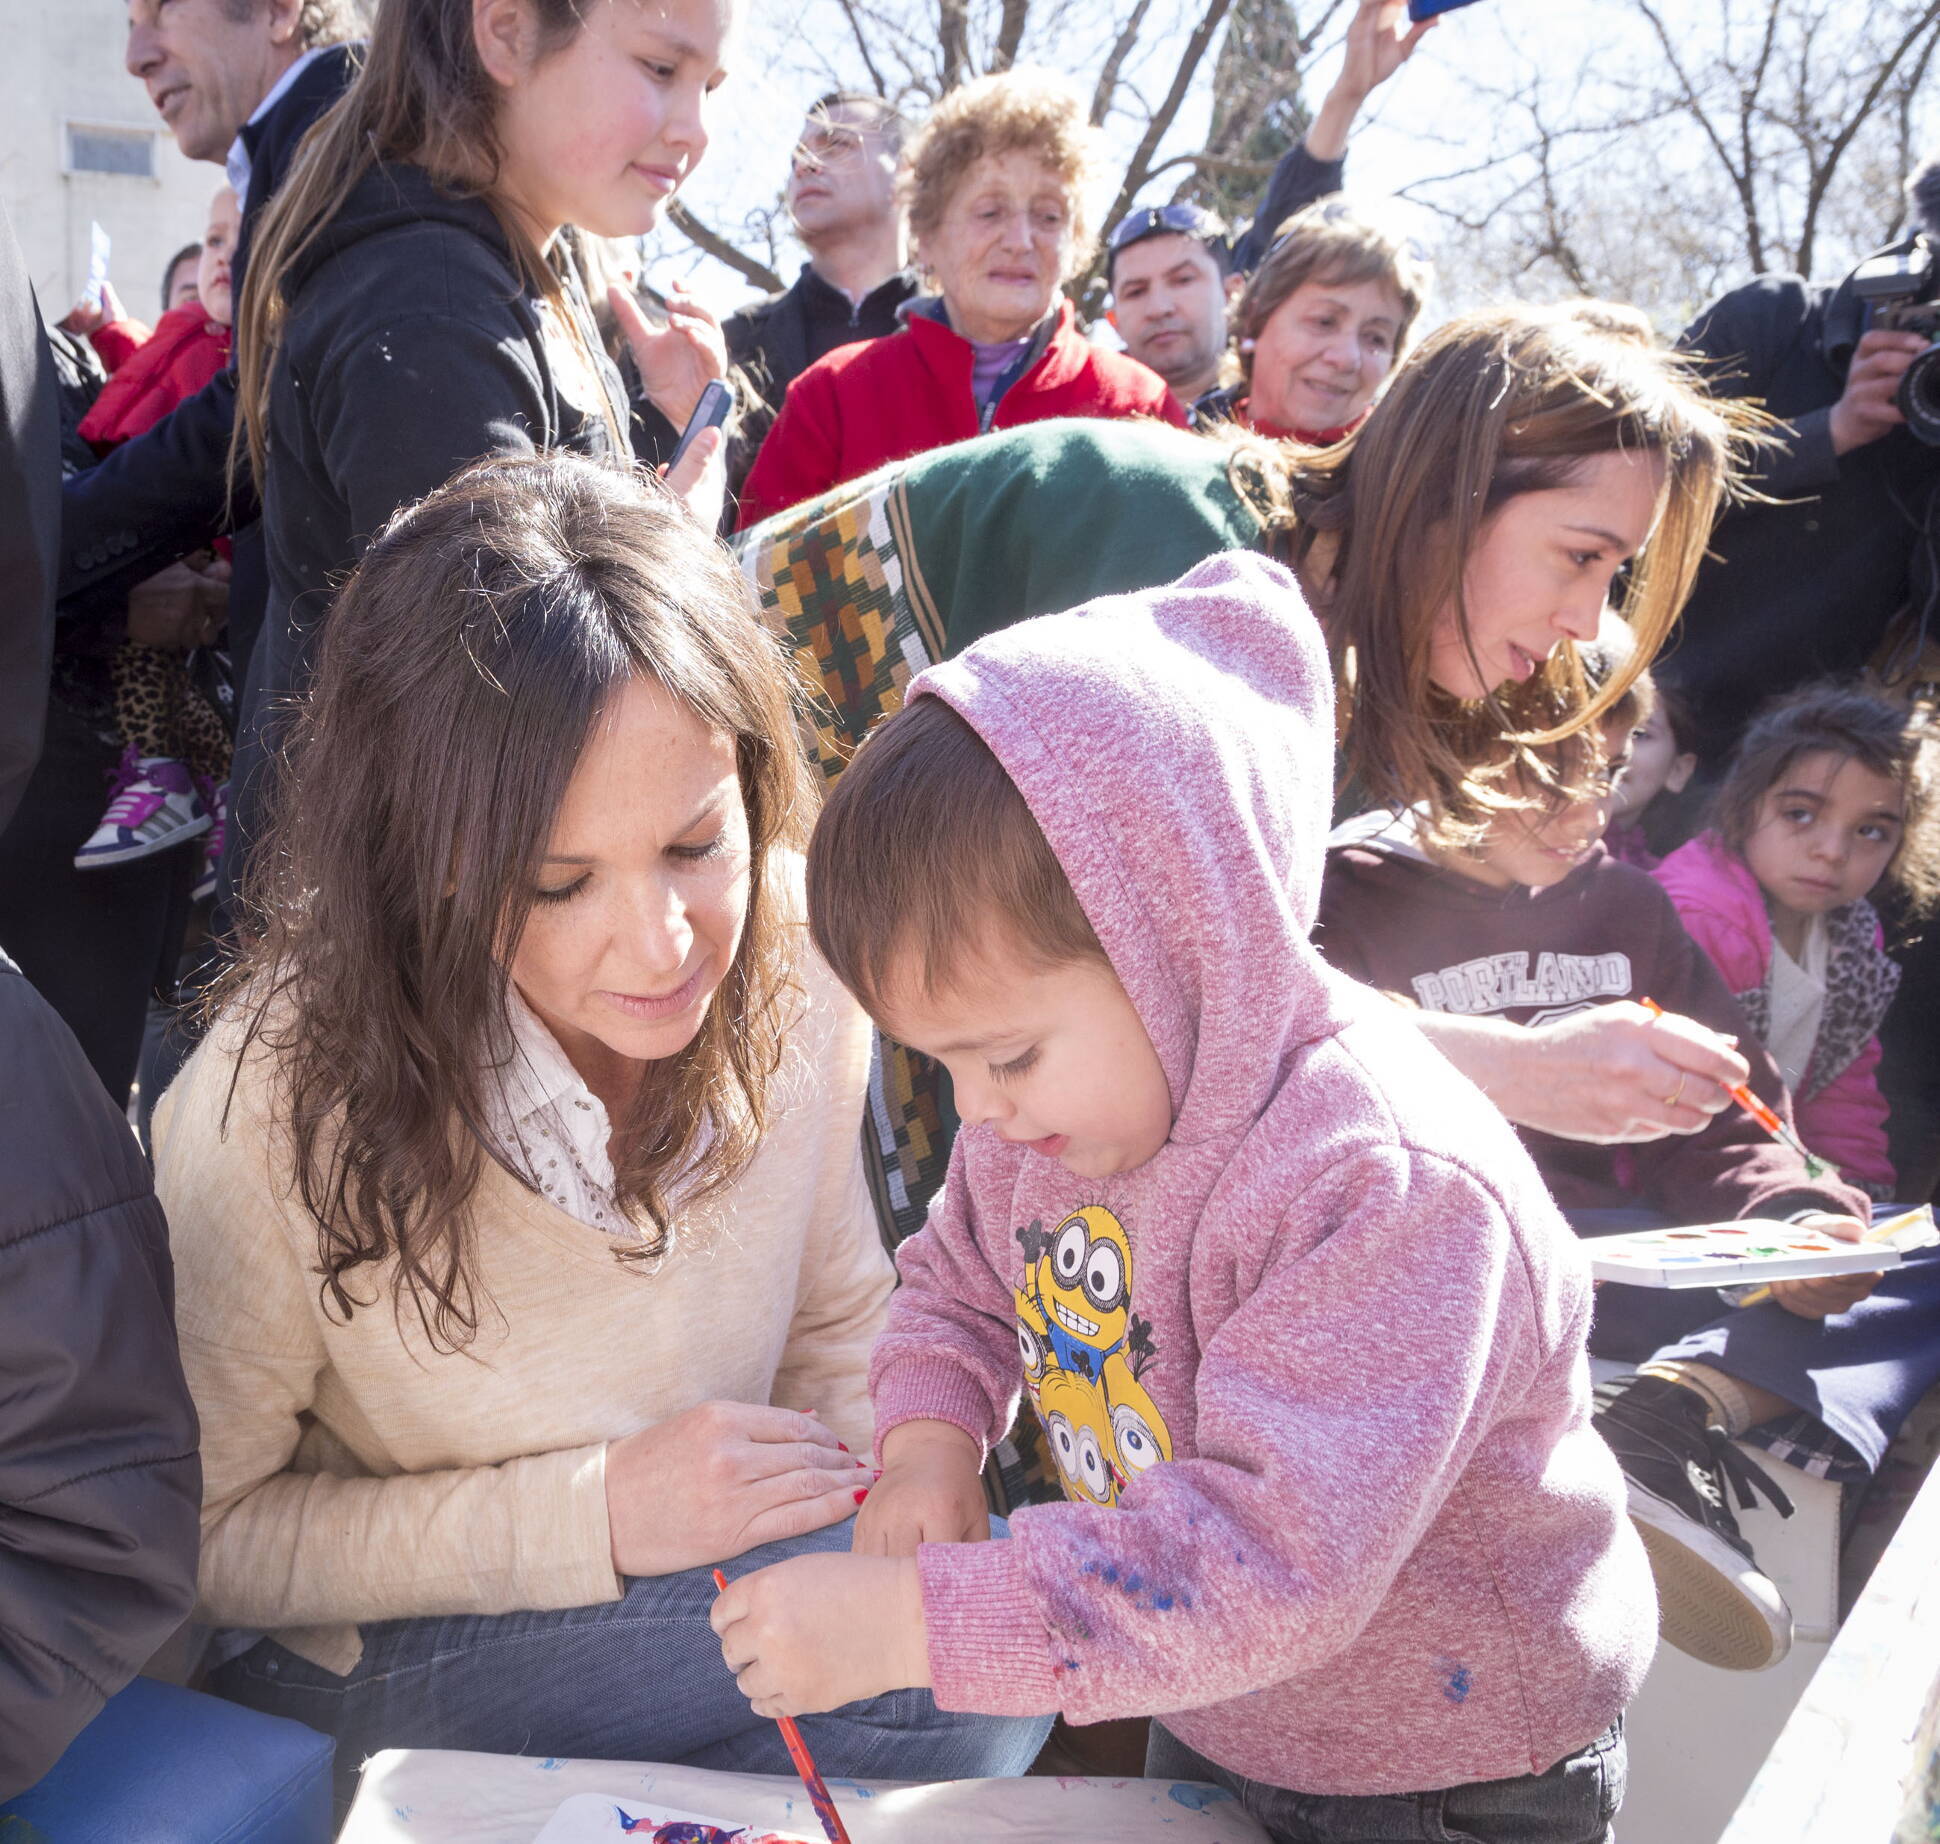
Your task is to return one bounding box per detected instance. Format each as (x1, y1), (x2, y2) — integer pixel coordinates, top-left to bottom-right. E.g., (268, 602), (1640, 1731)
(532, 1793), (816, 1844)
(1586, 1205), (1937, 1289)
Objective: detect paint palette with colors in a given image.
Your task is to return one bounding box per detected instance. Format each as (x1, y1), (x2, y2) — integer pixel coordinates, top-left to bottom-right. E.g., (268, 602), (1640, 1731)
(1586, 1205), (1937, 1288)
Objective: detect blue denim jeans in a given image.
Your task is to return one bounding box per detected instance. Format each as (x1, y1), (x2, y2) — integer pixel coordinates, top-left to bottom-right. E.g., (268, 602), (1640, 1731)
(1145, 1719), (1625, 1844)
(209, 1518), (1051, 1810)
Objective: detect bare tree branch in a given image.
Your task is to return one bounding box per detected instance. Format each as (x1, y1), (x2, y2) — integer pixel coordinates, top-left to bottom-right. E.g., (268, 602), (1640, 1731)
(835, 0), (895, 95)
(992, 0), (1031, 69)
(669, 202), (786, 291)
(1096, 0), (1235, 241)
(1796, 1), (1940, 272)
(1090, 0), (1155, 123)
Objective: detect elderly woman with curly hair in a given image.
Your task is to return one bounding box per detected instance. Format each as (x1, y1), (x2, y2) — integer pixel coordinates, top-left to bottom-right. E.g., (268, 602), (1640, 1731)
(737, 69), (1184, 527)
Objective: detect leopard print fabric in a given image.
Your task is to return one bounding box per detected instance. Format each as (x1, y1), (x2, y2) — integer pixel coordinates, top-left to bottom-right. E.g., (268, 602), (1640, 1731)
(110, 640), (231, 784)
(1732, 895), (1901, 1101)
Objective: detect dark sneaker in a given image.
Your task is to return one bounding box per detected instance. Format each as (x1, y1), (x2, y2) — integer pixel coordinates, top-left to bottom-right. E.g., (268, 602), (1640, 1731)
(1594, 1374), (1796, 1671)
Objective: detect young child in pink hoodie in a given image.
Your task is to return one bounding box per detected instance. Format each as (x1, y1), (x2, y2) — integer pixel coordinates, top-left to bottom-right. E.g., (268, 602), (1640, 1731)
(710, 553), (1656, 1843)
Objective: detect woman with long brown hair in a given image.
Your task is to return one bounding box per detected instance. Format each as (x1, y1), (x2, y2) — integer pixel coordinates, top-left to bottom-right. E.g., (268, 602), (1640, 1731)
(738, 301), (1769, 1240)
(153, 455), (1049, 1798)
(224, 0), (731, 888)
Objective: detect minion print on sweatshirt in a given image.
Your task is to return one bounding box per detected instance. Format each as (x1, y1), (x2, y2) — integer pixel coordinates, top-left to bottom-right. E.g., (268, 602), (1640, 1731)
(1015, 1208), (1172, 1506)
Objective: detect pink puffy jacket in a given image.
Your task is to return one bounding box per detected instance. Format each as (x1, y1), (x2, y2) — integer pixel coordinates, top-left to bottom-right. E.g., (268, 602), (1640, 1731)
(1654, 835), (1897, 1194)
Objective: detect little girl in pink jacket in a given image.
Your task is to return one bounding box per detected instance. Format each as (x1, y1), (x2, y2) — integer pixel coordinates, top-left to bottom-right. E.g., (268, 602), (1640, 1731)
(1655, 682), (1940, 1197)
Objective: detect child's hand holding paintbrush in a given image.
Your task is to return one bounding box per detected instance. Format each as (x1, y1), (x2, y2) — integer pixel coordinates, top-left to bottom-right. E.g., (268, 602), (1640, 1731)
(712, 1550), (931, 1721)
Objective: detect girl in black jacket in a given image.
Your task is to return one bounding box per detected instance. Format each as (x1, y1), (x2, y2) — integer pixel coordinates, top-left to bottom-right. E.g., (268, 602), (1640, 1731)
(228, 0), (730, 883)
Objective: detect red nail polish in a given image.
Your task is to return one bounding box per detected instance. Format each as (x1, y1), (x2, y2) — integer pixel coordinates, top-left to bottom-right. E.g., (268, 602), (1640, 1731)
(837, 1442), (850, 1452)
(853, 1487), (871, 1505)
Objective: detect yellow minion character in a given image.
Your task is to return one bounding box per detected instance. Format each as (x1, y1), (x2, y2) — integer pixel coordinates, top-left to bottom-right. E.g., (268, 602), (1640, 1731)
(1027, 1206), (1134, 1385)
(1014, 1285), (1050, 1409)
(1039, 1364), (1124, 1506)
(1100, 1350), (1171, 1481)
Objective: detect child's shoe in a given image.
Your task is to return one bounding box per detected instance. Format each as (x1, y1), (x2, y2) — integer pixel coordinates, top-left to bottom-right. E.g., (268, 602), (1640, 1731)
(75, 747), (211, 869)
(1594, 1373), (1796, 1671)
(191, 778), (228, 903)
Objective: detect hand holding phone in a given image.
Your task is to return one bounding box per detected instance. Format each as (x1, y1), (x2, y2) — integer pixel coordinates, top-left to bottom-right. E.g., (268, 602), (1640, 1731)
(667, 378), (733, 475)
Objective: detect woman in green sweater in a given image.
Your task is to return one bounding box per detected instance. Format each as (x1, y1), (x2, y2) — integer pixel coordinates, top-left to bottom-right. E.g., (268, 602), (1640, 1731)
(154, 456), (1048, 1801)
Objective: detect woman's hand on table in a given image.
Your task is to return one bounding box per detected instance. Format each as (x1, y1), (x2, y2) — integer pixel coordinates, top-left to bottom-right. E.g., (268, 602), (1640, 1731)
(713, 1551), (930, 1718)
(1413, 1001), (1750, 1144)
(852, 1418), (989, 1557)
(604, 1401), (872, 1577)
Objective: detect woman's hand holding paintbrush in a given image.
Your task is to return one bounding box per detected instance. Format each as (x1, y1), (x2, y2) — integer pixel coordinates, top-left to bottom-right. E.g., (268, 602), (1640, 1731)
(1636, 998), (1884, 1316)
(1636, 999), (1829, 1175)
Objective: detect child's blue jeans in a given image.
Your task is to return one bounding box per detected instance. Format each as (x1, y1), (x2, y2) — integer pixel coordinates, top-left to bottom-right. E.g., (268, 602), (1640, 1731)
(1146, 1718), (1625, 1844)
(207, 1517), (1051, 1811)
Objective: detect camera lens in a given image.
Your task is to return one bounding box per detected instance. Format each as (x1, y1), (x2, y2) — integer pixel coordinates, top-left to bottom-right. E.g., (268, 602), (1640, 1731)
(1897, 343), (1940, 445)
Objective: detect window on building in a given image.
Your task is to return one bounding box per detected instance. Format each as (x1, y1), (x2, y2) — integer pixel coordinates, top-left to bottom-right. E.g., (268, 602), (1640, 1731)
(65, 123), (157, 180)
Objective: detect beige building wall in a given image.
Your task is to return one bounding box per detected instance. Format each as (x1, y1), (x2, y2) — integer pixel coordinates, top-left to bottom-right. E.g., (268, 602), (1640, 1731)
(0, 0), (227, 320)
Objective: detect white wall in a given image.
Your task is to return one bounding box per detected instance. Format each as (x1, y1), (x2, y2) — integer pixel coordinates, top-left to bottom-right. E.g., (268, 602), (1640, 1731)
(0, 0), (227, 321)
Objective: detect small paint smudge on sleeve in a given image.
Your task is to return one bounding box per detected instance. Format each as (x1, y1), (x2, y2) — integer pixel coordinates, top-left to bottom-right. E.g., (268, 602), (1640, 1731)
(1442, 1663), (1473, 1704)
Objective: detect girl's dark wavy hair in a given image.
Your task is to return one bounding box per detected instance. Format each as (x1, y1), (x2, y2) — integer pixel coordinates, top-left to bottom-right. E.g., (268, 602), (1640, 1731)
(1714, 680), (1940, 920)
(217, 453), (814, 1352)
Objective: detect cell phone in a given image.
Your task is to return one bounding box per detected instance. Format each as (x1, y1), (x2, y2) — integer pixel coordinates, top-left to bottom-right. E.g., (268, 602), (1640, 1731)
(1408, 0), (1484, 17)
(666, 379), (732, 474)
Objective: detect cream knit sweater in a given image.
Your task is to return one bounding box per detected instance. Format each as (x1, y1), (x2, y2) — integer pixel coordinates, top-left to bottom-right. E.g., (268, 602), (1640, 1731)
(152, 927), (891, 1675)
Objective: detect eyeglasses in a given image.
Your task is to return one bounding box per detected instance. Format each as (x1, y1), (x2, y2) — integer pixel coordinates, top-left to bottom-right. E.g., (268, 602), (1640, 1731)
(1108, 203), (1227, 255)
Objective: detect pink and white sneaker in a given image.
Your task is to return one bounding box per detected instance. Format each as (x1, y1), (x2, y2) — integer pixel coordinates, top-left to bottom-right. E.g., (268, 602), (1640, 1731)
(75, 747), (211, 869)
(191, 777), (228, 902)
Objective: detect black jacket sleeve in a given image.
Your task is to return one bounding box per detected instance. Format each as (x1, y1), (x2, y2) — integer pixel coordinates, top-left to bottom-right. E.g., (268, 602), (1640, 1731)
(54, 366), (246, 621)
(0, 203), (59, 833)
(0, 958), (201, 1800)
(1680, 274), (1842, 501)
(1229, 143), (1347, 276)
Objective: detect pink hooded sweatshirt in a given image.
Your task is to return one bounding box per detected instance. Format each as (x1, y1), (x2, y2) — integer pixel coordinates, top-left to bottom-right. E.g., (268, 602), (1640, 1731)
(869, 552), (1656, 1796)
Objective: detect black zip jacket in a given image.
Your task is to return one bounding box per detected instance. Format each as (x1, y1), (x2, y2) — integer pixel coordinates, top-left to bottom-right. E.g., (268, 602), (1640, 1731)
(0, 953), (201, 1799)
(55, 42), (360, 666)
(230, 162), (626, 870)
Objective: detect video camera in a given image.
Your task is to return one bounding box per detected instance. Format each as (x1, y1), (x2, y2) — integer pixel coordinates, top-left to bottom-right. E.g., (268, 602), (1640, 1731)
(1853, 236), (1940, 445)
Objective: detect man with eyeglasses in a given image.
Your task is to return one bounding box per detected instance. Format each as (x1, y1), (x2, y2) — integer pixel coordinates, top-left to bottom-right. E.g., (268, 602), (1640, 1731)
(725, 93), (914, 447)
(1107, 0), (1432, 406)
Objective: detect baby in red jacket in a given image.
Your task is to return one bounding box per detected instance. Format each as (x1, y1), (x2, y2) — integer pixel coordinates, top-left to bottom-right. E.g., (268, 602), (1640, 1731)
(71, 186), (238, 887)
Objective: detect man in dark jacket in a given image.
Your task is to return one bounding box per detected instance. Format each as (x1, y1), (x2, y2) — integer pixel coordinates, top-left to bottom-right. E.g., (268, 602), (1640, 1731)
(723, 93), (914, 449)
(1669, 162), (1940, 1198)
(59, 2), (363, 673)
(0, 953), (203, 1802)
(2, 4), (361, 1107)
(1108, 0), (1430, 408)
(0, 197), (201, 1806)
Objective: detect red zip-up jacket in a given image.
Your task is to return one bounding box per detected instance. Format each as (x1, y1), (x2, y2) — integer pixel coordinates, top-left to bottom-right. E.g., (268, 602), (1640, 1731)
(735, 297), (1185, 529)
(79, 303), (230, 451)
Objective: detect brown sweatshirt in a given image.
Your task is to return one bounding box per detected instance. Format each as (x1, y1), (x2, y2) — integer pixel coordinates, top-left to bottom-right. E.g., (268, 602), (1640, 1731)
(1316, 825), (1869, 1226)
